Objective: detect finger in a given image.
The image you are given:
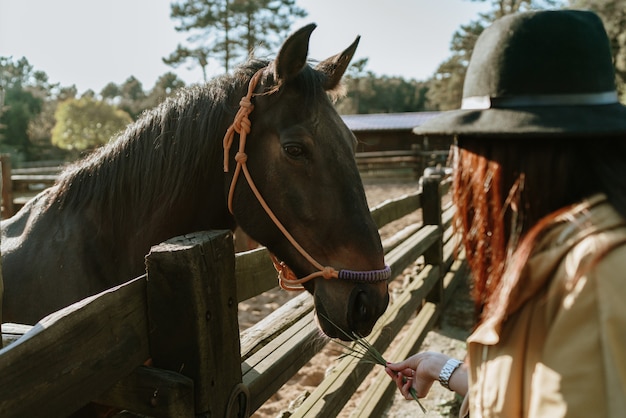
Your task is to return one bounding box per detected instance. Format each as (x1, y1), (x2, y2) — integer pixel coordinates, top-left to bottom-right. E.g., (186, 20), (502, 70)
(400, 367), (414, 377)
(402, 377), (414, 400)
(394, 374), (405, 392)
(386, 360), (410, 371)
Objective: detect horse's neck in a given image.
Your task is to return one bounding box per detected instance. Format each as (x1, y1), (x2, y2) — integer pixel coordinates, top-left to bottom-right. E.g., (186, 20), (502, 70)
(132, 180), (235, 248)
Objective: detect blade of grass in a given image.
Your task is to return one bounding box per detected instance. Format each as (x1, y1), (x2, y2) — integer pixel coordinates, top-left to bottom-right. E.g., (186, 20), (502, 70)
(319, 313), (427, 413)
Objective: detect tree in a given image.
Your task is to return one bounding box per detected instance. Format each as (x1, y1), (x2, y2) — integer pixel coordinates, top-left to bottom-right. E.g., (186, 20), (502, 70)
(118, 76), (146, 118)
(569, 0), (626, 102)
(100, 82), (121, 103)
(26, 85), (78, 161)
(425, 0), (566, 110)
(469, 0), (562, 17)
(51, 97), (132, 153)
(0, 57), (51, 157)
(141, 72), (187, 110)
(338, 58), (369, 114)
(99, 73), (186, 118)
(426, 20), (486, 110)
(164, 0), (307, 78)
(231, 0), (307, 56)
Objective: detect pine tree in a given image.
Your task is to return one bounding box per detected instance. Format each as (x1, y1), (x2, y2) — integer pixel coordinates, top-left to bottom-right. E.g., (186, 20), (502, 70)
(164, 0), (307, 80)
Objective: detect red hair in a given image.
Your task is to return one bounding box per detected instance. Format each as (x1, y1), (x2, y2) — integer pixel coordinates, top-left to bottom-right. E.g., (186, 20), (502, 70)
(450, 136), (613, 324)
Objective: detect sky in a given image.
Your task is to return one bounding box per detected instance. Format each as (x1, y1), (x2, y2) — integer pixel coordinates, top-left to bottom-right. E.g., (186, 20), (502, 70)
(0, 0), (492, 95)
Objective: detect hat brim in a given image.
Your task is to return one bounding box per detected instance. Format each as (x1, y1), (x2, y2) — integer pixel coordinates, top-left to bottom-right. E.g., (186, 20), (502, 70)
(413, 103), (626, 138)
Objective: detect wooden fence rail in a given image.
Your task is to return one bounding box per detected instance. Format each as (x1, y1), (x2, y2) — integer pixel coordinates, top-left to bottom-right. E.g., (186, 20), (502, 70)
(355, 149), (449, 181)
(0, 172), (465, 417)
(0, 152), (450, 218)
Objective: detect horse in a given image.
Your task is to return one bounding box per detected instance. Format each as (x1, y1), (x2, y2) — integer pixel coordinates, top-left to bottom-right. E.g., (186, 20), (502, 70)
(1, 23), (389, 341)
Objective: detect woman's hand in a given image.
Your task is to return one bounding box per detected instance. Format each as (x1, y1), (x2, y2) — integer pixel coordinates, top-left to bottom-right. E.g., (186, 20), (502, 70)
(385, 352), (465, 399)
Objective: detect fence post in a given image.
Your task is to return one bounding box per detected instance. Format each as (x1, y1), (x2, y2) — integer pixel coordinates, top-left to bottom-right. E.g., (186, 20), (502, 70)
(421, 175), (444, 306)
(145, 230), (248, 417)
(0, 156), (3, 346)
(1, 155), (13, 219)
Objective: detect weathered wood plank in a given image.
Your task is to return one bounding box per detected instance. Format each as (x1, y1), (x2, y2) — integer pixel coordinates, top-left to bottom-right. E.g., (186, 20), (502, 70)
(146, 230), (243, 417)
(370, 191), (421, 229)
(0, 323), (32, 348)
(347, 252), (467, 417)
(1, 154), (14, 218)
(235, 246), (277, 302)
(381, 223), (422, 253)
(238, 224), (444, 414)
(291, 265), (441, 417)
(386, 225), (441, 280)
(240, 292), (313, 361)
(0, 276), (150, 418)
(243, 313), (327, 413)
(96, 366), (195, 418)
(356, 150), (419, 158)
(347, 302), (438, 417)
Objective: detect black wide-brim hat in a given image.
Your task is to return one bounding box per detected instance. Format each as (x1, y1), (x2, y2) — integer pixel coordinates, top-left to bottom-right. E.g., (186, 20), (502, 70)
(413, 10), (626, 138)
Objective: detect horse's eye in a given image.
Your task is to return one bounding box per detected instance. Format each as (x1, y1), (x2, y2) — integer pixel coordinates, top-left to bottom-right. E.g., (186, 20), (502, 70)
(283, 143), (305, 159)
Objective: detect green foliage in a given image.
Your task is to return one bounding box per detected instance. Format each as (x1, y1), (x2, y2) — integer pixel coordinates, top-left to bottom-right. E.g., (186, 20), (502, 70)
(165, 0), (307, 77)
(100, 72), (186, 117)
(468, 0), (564, 17)
(0, 56), (185, 162)
(143, 72), (186, 107)
(426, 20), (486, 110)
(1, 87), (42, 154)
(51, 97), (132, 152)
(424, 0), (567, 110)
(0, 57), (50, 157)
(336, 60), (430, 114)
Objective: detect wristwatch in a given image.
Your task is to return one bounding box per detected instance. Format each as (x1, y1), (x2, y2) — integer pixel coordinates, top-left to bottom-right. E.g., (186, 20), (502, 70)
(438, 358), (463, 390)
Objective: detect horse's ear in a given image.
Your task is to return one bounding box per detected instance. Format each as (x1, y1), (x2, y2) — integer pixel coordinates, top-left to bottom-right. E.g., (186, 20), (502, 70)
(315, 35), (360, 91)
(274, 23), (316, 82)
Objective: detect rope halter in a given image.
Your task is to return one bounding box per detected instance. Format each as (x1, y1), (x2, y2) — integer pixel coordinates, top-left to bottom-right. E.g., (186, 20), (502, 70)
(223, 68), (391, 290)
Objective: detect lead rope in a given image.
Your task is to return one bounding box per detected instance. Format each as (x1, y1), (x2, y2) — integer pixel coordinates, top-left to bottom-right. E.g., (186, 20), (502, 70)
(223, 68), (391, 290)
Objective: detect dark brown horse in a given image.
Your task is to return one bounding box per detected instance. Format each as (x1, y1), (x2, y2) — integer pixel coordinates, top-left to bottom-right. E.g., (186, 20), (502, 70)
(1, 24), (389, 340)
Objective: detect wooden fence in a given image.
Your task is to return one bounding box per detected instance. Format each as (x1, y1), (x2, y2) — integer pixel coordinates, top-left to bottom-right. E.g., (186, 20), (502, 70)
(0, 152), (450, 218)
(0, 173), (467, 417)
(355, 149), (449, 181)
(0, 155), (63, 218)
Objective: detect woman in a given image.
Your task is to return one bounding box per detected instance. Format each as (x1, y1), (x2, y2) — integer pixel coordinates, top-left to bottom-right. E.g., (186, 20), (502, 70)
(386, 10), (626, 417)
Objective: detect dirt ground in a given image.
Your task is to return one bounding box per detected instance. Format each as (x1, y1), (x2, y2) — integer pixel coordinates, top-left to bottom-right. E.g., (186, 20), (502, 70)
(238, 180), (476, 418)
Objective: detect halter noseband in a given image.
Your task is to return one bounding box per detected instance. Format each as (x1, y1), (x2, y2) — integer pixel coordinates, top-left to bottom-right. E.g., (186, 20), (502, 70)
(222, 68), (391, 291)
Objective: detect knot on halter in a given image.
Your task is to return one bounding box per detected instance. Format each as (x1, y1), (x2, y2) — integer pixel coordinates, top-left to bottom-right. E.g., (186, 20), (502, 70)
(235, 152), (247, 164)
(234, 115), (252, 135)
(222, 70), (261, 174)
(322, 266), (336, 280)
(239, 97), (253, 109)
(223, 69), (391, 292)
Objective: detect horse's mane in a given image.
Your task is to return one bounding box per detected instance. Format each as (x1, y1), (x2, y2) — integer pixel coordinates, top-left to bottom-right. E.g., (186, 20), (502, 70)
(49, 60), (271, 227)
(48, 57), (330, 232)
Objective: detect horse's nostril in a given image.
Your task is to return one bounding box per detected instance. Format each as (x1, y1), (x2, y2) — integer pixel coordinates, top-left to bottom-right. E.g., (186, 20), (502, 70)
(357, 293), (368, 319)
(349, 290), (372, 336)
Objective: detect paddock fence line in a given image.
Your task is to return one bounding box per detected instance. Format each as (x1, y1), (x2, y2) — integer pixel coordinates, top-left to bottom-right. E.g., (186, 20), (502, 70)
(355, 149), (449, 181)
(0, 152), (450, 218)
(0, 172), (467, 417)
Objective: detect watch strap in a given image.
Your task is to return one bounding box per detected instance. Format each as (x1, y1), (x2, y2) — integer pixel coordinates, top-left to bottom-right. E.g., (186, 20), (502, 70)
(438, 358), (463, 390)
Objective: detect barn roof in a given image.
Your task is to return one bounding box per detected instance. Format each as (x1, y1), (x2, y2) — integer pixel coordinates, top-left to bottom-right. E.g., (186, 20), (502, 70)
(341, 112), (441, 132)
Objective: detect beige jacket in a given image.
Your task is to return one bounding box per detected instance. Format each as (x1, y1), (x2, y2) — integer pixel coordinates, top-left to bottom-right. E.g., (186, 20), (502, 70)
(462, 194), (626, 417)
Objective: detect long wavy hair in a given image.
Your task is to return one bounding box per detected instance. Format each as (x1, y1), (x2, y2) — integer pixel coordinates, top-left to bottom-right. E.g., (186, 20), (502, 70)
(452, 135), (626, 324)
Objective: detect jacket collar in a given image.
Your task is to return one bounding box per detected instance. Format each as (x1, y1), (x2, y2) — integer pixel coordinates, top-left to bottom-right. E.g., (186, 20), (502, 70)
(468, 194), (625, 345)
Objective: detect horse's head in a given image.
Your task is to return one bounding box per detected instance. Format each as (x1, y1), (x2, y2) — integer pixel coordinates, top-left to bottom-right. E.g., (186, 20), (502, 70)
(224, 24), (388, 340)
